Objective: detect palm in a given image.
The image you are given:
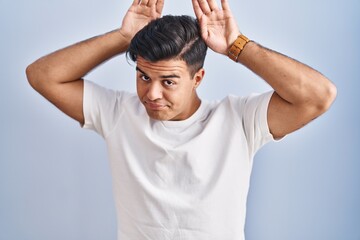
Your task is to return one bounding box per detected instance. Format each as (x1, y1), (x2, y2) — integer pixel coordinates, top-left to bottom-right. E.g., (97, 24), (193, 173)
(192, 0), (240, 55)
(121, 0), (164, 40)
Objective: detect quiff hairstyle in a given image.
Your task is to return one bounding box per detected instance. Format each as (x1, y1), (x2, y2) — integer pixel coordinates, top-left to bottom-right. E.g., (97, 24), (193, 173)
(127, 15), (208, 77)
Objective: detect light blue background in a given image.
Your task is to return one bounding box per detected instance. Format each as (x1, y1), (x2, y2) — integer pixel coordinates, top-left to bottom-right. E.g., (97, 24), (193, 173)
(1, 0), (359, 239)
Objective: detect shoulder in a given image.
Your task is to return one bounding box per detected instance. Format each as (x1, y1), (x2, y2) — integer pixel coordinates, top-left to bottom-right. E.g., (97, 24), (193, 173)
(203, 91), (274, 127)
(204, 91), (273, 112)
(84, 80), (136, 100)
(83, 80), (141, 113)
(221, 91), (274, 115)
(226, 91), (273, 106)
(82, 80), (144, 136)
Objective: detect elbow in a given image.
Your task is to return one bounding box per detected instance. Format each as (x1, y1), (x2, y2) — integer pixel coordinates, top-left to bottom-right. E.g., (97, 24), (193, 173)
(26, 62), (40, 90)
(26, 61), (49, 92)
(320, 81), (337, 110)
(313, 80), (337, 115)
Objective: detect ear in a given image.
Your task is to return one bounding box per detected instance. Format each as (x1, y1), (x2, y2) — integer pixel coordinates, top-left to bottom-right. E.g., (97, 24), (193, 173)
(192, 68), (205, 89)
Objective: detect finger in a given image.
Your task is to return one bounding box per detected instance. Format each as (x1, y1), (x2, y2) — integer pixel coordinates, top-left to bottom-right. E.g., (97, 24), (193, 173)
(207, 0), (219, 11)
(192, 0), (204, 18)
(155, 0), (165, 14)
(221, 0), (230, 11)
(132, 0), (139, 6)
(148, 0), (156, 6)
(139, 0), (149, 5)
(197, 0), (212, 15)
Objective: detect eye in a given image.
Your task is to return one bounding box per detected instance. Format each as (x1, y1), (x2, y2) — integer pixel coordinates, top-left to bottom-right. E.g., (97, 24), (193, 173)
(140, 75), (150, 82)
(163, 80), (175, 87)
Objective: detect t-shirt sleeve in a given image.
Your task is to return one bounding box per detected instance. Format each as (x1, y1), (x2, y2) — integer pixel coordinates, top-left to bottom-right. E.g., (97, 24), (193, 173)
(229, 91), (277, 156)
(82, 80), (128, 138)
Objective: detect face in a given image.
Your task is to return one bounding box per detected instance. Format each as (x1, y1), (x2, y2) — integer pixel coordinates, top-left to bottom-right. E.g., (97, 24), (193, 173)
(136, 57), (204, 121)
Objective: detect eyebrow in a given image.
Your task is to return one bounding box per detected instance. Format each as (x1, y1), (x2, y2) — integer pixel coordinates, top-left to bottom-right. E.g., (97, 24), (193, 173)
(136, 67), (181, 79)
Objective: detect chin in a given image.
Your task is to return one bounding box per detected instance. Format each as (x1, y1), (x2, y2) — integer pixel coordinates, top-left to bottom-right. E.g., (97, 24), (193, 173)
(146, 110), (173, 121)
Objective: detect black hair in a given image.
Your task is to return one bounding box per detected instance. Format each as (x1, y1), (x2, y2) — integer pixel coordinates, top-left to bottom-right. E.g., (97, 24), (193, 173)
(126, 15), (208, 77)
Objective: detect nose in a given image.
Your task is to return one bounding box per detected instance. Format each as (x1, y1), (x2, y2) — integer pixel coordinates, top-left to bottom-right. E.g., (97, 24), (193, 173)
(146, 82), (163, 101)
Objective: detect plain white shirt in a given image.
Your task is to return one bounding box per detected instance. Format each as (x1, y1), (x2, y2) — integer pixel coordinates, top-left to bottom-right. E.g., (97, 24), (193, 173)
(83, 80), (275, 240)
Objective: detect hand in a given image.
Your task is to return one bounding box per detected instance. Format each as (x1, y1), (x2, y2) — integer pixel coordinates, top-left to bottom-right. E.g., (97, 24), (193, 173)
(192, 0), (240, 55)
(120, 0), (164, 41)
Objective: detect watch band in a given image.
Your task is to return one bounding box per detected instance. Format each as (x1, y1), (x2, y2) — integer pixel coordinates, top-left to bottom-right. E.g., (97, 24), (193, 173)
(228, 34), (250, 62)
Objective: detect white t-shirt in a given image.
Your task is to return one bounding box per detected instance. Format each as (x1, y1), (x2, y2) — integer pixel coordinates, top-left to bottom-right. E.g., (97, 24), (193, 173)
(83, 80), (275, 240)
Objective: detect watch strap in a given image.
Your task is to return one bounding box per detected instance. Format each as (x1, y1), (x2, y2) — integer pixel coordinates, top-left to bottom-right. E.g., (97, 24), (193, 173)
(228, 34), (250, 62)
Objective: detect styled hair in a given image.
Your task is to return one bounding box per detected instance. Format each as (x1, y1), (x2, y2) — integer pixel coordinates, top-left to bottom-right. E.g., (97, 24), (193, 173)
(126, 15), (208, 77)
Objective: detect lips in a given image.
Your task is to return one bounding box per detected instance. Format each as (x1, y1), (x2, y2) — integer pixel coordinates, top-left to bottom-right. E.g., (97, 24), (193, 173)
(145, 101), (168, 111)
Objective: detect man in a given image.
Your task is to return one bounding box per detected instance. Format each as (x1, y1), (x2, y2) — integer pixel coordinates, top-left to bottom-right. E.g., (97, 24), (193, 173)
(26, 0), (337, 239)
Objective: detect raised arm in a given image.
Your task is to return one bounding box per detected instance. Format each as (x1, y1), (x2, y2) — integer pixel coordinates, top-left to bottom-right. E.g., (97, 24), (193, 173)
(26, 0), (164, 125)
(192, 0), (337, 139)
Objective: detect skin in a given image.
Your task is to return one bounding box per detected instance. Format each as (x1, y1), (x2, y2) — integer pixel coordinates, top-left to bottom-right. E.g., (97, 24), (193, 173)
(26, 0), (337, 140)
(26, 0), (164, 125)
(192, 0), (337, 138)
(136, 57), (204, 121)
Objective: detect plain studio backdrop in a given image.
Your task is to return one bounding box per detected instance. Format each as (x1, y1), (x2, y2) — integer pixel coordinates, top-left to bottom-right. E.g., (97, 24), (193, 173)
(1, 0), (359, 239)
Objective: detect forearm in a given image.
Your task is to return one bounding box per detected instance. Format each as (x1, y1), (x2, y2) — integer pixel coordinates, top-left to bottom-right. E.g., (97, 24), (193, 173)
(237, 41), (336, 109)
(26, 29), (129, 86)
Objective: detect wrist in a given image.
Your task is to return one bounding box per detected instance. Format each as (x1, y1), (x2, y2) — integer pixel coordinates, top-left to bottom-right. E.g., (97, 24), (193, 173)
(117, 28), (132, 43)
(227, 34), (250, 62)
(101, 29), (132, 54)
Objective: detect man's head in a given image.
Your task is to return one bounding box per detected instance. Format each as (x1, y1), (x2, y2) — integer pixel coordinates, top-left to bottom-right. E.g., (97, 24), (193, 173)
(127, 15), (207, 77)
(127, 15), (208, 121)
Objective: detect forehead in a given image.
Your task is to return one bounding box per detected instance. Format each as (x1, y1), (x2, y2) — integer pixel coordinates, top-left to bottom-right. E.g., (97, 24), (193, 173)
(136, 57), (189, 75)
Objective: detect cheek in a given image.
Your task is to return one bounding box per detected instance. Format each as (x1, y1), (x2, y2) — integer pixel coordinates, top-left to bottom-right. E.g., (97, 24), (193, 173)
(167, 87), (192, 107)
(136, 82), (146, 98)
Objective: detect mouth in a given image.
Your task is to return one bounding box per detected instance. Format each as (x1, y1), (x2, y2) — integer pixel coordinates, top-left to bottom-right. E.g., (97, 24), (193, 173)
(144, 101), (168, 111)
